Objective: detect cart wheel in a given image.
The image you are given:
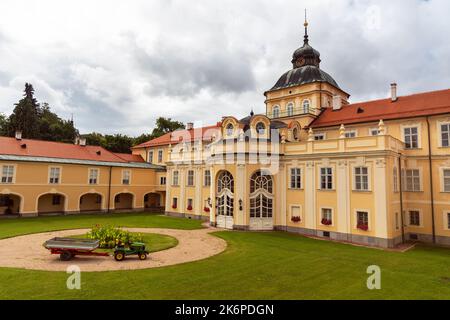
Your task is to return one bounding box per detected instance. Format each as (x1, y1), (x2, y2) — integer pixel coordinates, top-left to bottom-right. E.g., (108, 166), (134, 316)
(114, 251), (125, 262)
(60, 251), (73, 261)
(138, 253), (147, 261)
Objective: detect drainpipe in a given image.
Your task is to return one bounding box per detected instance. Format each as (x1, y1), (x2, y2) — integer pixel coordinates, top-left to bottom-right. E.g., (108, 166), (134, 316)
(398, 156), (405, 244)
(426, 116), (436, 244)
(107, 166), (112, 213)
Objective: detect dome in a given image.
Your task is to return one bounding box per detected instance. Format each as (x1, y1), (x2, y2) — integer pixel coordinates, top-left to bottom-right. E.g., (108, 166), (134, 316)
(271, 65), (340, 91)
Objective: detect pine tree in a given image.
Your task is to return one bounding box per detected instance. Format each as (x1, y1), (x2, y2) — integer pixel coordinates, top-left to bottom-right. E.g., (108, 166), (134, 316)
(8, 83), (40, 138)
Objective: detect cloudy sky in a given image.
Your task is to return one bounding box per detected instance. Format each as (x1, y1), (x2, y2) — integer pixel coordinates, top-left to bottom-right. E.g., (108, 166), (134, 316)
(0, 0), (449, 135)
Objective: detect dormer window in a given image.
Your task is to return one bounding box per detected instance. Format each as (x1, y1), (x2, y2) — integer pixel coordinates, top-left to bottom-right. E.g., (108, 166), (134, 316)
(226, 124), (234, 137)
(256, 122), (266, 135)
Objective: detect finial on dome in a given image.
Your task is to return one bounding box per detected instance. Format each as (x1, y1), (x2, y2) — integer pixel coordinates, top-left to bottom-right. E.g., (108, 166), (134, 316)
(250, 109), (254, 117)
(304, 9), (309, 45)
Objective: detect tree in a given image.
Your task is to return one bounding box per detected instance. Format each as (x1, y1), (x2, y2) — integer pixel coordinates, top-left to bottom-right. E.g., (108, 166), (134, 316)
(150, 117), (185, 139)
(38, 103), (78, 143)
(0, 113), (8, 136)
(7, 83), (40, 138)
(133, 133), (153, 146)
(103, 134), (134, 153)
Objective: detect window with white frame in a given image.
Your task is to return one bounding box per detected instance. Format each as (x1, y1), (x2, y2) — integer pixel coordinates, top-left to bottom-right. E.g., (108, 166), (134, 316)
(303, 100), (310, 114)
(172, 197), (178, 208)
(409, 210), (421, 226)
(122, 170), (130, 185)
(354, 167), (369, 191)
(404, 127), (419, 149)
(204, 170), (211, 186)
(49, 167), (61, 184)
(160, 176), (166, 185)
(158, 150), (163, 163)
(320, 167), (333, 190)
(287, 103), (294, 117)
(441, 123), (450, 147)
(357, 211), (369, 227)
(393, 167), (399, 192)
(314, 133), (325, 141)
(187, 170), (194, 186)
(148, 151), (153, 163)
(187, 198), (193, 209)
(321, 208), (332, 225)
(404, 169), (421, 192)
(290, 168), (301, 189)
(1, 165), (14, 183)
(172, 171), (179, 186)
(369, 128), (380, 136)
(273, 106), (280, 118)
(345, 131), (357, 138)
(443, 169), (450, 192)
(89, 168), (99, 185)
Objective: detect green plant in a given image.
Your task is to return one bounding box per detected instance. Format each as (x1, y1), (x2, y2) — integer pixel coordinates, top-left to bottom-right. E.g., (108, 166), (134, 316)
(86, 225), (143, 249)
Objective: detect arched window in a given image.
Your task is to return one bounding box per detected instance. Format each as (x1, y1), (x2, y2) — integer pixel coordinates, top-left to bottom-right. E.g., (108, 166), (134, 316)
(226, 123), (234, 137)
(287, 103), (294, 117)
(293, 127), (299, 141)
(273, 106), (280, 118)
(217, 171), (234, 218)
(256, 122), (266, 135)
(250, 171), (273, 218)
(303, 100), (310, 114)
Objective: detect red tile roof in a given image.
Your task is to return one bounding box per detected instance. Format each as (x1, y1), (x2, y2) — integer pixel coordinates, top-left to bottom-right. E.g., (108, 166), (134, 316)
(132, 124), (222, 149)
(0, 136), (144, 163)
(310, 89), (450, 128)
(113, 153), (145, 163)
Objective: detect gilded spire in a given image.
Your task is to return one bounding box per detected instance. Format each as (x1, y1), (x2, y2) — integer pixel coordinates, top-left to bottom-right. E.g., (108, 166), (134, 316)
(304, 9), (309, 45)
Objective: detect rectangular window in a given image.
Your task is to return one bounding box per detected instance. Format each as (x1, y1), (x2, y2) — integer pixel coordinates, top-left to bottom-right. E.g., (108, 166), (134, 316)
(409, 211), (420, 226)
(160, 176), (166, 185)
(172, 171), (179, 186)
(49, 167), (60, 184)
(404, 127), (419, 149)
(89, 168), (99, 185)
(158, 150), (163, 163)
(395, 212), (399, 230)
(393, 167), (399, 192)
(122, 170), (130, 185)
(357, 211), (369, 226)
(148, 151), (153, 164)
(314, 134), (325, 141)
(345, 131), (357, 138)
(354, 167), (369, 191)
(441, 124), (450, 147)
(52, 195), (61, 205)
(320, 167), (333, 190)
(370, 128), (379, 136)
(1, 165), (14, 183)
(204, 170), (211, 186)
(187, 199), (193, 207)
(290, 168), (302, 189)
(321, 208), (332, 225)
(443, 169), (450, 192)
(172, 198), (178, 208)
(447, 212), (450, 230)
(404, 169), (421, 192)
(187, 170), (194, 186)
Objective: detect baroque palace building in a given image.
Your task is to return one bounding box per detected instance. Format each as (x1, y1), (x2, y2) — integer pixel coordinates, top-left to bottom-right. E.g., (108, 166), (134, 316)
(1, 21), (450, 248)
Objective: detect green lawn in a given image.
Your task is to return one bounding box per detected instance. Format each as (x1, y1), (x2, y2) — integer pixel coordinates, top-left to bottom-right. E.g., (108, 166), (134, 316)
(1, 213), (450, 300)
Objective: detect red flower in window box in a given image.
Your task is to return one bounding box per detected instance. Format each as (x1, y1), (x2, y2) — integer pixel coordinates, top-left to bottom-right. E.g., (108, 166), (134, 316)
(291, 216), (301, 223)
(187, 205), (193, 211)
(204, 207), (210, 213)
(357, 223), (369, 231)
(321, 218), (332, 226)
(171, 204), (177, 209)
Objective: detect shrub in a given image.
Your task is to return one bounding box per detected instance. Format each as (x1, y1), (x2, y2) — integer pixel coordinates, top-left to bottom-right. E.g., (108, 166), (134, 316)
(86, 225), (143, 249)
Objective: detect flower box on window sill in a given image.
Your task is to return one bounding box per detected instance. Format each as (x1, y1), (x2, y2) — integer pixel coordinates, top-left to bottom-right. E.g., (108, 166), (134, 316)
(357, 224), (369, 231)
(171, 205), (177, 209)
(321, 219), (332, 226)
(187, 205), (193, 211)
(204, 207), (210, 213)
(291, 216), (301, 223)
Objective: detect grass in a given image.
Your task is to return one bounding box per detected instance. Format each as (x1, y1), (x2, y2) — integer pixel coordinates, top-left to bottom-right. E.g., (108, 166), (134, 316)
(1, 213), (450, 300)
(69, 232), (179, 254)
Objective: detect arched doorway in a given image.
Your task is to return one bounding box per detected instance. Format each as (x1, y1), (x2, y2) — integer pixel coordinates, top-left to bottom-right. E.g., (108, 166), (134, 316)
(249, 171), (274, 230)
(38, 193), (66, 214)
(216, 171), (234, 229)
(0, 194), (21, 215)
(144, 193), (163, 212)
(79, 193), (102, 212)
(114, 193), (134, 210)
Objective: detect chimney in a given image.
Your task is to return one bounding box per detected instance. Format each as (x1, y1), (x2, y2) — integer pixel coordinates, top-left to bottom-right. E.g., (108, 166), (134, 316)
(15, 130), (22, 140)
(74, 136), (80, 145)
(79, 137), (87, 146)
(187, 122), (194, 130)
(391, 83), (398, 102)
(332, 95), (342, 111)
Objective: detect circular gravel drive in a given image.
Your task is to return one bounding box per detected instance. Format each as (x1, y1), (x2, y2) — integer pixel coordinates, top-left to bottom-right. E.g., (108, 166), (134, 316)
(0, 227), (227, 272)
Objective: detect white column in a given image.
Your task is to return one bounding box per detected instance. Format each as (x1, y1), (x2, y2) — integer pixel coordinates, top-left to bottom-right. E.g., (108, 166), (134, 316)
(209, 165), (216, 224)
(236, 164), (246, 227)
(374, 159), (388, 239)
(276, 163), (287, 228)
(337, 160), (350, 235)
(179, 168), (186, 214)
(165, 168), (171, 211)
(305, 161), (316, 230)
(195, 167), (202, 216)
